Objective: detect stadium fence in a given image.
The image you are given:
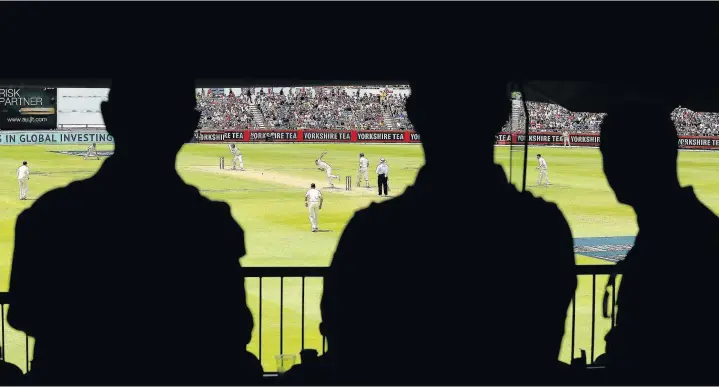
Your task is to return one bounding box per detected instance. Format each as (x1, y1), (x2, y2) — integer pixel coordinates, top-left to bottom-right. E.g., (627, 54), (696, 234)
(0, 265), (620, 375)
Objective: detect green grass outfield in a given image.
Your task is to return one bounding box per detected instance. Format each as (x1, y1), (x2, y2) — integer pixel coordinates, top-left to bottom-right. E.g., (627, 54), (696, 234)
(0, 143), (718, 372)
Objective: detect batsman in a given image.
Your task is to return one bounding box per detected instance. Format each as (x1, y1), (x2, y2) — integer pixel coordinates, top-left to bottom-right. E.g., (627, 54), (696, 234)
(357, 152), (370, 188)
(229, 144), (244, 171)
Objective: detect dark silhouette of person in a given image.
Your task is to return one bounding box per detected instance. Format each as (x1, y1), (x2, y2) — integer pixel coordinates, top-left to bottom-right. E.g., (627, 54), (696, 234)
(279, 338), (335, 385)
(318, 79), (577, 385)
(0, 356), (24, 385)
(600, 103), (719, 384)
(7, 79), (262, 385)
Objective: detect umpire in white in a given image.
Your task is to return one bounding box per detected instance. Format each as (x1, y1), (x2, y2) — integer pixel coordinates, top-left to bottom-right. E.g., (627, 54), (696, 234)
(376, 158), (389, 196)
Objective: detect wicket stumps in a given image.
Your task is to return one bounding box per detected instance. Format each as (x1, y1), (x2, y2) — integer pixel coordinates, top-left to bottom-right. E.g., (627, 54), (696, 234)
(345, 176), (351, 191)
(220, 157), (225, 170)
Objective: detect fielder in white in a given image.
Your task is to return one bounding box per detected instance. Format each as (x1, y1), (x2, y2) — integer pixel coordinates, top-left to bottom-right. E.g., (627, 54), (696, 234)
(357, 152), (370, 188)
(315, 151), (339, 188)
(563, 130), (571, 147)
(536, 153), (551, 186)
(305, 183), (323, 232)
(229, 144), (244, 171)
(84, 142), (100, 160)
(17, 161), (30, 200)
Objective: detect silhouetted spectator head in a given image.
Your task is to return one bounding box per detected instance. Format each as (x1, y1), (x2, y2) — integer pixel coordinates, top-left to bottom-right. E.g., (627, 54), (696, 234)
(600, 103), (678, 206)
(593, 353), (609, 366)
(311, 183), (316, 189)
(406, 79), (509, 163)
(300, 349), (319, 363)
(101, 79), (200, 158)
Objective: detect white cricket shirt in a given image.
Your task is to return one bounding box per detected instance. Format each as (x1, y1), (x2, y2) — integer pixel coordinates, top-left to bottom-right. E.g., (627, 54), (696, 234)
(306, 188), (322, 202)
(376, 163), (389, 176)
(538, 157), (548, 170)
(17, 165), (29, 180)
(317, 160), (330, 170)
(359, 157), (369, 169)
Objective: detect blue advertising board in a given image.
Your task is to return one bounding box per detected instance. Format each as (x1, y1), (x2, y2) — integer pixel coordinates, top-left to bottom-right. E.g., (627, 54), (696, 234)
(0, 130), (114, 145)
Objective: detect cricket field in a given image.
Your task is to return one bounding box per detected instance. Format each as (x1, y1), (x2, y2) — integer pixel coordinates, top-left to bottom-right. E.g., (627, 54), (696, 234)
(1, 143), (718, 372)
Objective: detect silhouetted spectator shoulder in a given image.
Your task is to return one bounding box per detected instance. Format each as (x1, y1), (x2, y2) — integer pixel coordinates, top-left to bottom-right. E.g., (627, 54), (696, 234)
(204, 197), (247, 254)
(8, 165), (257, 383)
(9, 79), (263, 384)
(279, 351), (335, 385)
(517, 188), (576, 356)
(8, 184), (74, 335)
(323, 79), (578, 384)
(0, 360), (23, 385)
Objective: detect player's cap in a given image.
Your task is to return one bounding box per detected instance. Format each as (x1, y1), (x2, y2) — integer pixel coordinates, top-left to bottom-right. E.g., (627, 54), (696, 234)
(311, 183), (316, 188)
(22, 161), (27, 165)
(359, 153), (364, 157)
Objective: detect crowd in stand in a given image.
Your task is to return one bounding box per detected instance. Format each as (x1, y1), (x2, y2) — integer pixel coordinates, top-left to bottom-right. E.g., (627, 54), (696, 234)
(502, 101), (606, 133)
(196, 87), (410, 131)
(196, 90), (255, 130)
(196, 87), (719, 136)
(672, 107), (719, 136)
(504, 101), (719, 136)
(382, 93), (414, 130)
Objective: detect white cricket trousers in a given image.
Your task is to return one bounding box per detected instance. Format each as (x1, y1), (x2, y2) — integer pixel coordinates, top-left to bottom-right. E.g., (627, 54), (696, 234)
(18, 178), (28, 199)
(564, 137), (571, 146)
(233, 155), (244, 169)
(326, 168), (338, 185)
(357, 168), (369, 186)
(308, 202), (320, 230)
(538, 169), (550, 185)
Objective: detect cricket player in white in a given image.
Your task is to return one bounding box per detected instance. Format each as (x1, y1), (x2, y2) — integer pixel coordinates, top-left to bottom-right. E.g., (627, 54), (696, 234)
(84, 142), (100, 160)
(305, 183), (323, 232)
(563, 130), (571, 147)
(17, 161), (30, 200)
(357, 152), (370, 188)
(229, 144), (244, 171)
(536, 154), (551, 186)
(315, 151), (339, 188)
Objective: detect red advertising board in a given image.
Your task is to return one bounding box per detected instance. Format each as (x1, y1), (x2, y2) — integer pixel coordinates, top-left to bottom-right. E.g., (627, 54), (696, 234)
(300, 130), (353, 142)
(495, 132), (719, 150)
(194, 129), (719, 150)
(194, 129), (421, 143)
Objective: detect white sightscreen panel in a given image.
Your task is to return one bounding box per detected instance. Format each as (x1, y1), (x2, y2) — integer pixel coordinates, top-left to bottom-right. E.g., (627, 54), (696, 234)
(57, 88), (108, 125)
